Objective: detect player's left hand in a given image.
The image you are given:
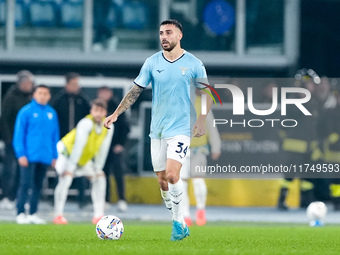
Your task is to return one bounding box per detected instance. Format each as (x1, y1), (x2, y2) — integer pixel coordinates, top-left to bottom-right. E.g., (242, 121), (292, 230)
(211, 152), (221, 160)
(193, 116), (206, 137)
(104, 112), (118, 129)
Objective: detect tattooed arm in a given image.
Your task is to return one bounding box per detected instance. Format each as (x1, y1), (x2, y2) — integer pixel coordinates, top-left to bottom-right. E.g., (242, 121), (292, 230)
(104, 84), (144, 129)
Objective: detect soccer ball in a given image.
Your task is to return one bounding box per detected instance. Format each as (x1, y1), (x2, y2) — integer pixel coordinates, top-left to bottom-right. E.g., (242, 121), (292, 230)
(96, 215), (124, 240)
(306, 201), (327, 226)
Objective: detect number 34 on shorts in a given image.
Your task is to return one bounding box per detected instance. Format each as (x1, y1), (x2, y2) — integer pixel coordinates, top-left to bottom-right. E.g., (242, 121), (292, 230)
(175, 142), (188, 159)
(167, 135), (190, 164)
(150, 135), (190, 171)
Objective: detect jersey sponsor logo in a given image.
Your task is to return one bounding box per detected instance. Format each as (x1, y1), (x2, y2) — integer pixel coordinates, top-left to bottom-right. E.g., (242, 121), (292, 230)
(179, 67), (189, 75)
(157, 69), (165, 73)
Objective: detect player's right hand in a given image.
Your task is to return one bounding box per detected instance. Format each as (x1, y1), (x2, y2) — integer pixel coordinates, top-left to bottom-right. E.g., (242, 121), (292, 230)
(18, 156), (29, 167)
(103, 112), (118, 129)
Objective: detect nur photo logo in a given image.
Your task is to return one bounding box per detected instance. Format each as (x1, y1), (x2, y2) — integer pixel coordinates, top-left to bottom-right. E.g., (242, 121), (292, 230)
(197, 82), (222, 115)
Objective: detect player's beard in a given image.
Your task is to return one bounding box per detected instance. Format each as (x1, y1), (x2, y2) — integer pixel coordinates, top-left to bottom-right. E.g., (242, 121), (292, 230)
(161, 40), (177, 52)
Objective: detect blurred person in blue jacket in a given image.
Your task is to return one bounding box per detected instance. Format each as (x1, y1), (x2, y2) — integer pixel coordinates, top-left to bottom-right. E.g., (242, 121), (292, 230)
(13, 85), (60, 224)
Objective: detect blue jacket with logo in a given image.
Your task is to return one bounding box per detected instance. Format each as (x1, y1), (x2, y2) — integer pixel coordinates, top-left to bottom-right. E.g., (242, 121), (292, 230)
(13, 99), (60, 165)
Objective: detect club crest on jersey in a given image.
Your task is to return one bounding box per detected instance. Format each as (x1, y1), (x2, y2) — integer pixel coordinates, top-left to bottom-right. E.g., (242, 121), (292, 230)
(179, 67), (189, 75)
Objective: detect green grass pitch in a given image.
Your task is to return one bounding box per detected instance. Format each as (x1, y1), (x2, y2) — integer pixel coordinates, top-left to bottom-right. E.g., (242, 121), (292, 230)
(0, 221), (340, 255)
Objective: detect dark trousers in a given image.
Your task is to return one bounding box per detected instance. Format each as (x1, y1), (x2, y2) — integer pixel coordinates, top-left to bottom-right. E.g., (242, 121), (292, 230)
(2, 145), (19, 201)
(16, 162), (48, 215)
(104, 152), (125, 202)
(74, 176), (89, 207)
(280, 151), (316, 207)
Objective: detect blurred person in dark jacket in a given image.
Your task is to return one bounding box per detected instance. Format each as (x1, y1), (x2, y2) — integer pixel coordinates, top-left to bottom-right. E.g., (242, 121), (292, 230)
(277, 69), (322, 210)
(318, 79), (340, 210)
(0, 118), (4, 196)
(51, 72), (91, 208)
(97, 86), (130, 211)
(0, 70), (34, 210)
(51, 73), (90, 138)
(0, 118), (5, 167)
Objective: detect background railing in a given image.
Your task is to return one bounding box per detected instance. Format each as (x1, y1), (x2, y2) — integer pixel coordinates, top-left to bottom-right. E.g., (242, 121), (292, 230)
(0, 0), (299, 70)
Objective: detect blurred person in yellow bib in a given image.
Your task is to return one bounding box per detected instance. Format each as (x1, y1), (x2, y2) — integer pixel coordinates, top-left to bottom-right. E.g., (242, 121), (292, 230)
(53, 99), (113, 225)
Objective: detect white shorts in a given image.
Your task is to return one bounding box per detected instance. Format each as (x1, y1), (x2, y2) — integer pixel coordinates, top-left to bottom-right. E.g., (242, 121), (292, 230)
(151, 135), (190, 172)
(55, 141), (103, 178)
(180, 146), (208, 179)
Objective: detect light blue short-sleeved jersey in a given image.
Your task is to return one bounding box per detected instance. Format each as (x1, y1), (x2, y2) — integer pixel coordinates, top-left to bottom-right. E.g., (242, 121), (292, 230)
(134, 50), (207, 139)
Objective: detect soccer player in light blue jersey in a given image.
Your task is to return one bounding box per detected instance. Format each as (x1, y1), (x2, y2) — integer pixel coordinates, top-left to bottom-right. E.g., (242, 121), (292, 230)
(104, 19), (213, 241)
